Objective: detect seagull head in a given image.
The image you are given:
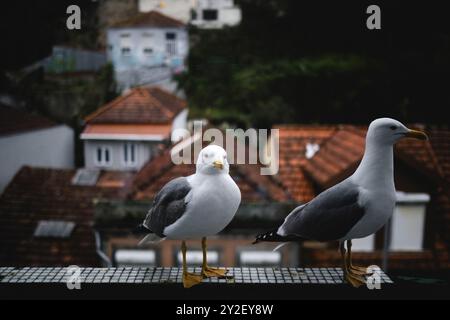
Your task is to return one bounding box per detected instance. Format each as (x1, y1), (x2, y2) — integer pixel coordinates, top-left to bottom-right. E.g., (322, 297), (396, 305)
(366, 118), (428, 146)
(196, 145), (230, 175)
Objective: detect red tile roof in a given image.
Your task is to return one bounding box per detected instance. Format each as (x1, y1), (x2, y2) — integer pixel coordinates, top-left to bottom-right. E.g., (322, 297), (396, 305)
(301, 125), (442, 189)
(301, 127), (366, 188)
(429, 127), (450, 182)
(276, 125), (337, 202)
(85, 87), (186, 125)
(0, 105), (56, 136)
(111, 11), (185, 28)
(0, 167), (125, 267)
(132, 140), (291, 203)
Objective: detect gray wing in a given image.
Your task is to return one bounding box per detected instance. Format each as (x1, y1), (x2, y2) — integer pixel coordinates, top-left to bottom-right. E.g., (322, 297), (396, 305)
(279, 180), (365, 241)
(143, 177), (191, 237)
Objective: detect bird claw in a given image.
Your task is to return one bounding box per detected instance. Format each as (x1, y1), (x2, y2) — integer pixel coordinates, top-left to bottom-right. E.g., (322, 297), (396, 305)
(202, 266), (228, 278)
(345, 273), (366, 288)
(182, 272), (203, 288)
(350, 265), (371, 276)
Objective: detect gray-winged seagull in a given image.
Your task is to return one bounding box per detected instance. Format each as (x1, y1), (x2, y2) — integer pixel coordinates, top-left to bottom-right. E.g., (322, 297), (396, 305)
(253, 118), (427, 287)
(139, 145), (241, 288)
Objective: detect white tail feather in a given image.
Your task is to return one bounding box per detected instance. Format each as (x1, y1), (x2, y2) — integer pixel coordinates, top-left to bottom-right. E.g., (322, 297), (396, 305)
(273, 242), (288, 252)
(138, 233), (165, 246)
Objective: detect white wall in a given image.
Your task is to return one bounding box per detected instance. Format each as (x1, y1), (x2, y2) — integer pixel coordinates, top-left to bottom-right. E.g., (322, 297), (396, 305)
(191, 0), (241, 28)
(0, 125), (74, 193)
(107, 27), (189, 72)
(84, 140), (156, 171)
(171, 109), (189, 142)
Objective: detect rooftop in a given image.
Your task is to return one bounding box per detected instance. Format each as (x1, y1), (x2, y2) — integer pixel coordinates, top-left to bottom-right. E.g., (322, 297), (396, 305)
(131, 140), (291, 203)
(85, 87), (186, 125)
(110, 10), (185, 29)
(0, 167), (126, 267)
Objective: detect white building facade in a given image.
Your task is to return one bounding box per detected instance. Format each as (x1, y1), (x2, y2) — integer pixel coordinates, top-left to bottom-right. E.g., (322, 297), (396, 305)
(106, 11), (188, 90)
(0, 112), (74, 193)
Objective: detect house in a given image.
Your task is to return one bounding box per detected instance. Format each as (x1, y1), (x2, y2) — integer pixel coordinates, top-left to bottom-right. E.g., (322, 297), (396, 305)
(191, 0), (242, 29)
(81, 86), (188, 171)
(0, 105), (74, 193)
(138, 0), (242, 29)
(106, 10), (188, 90)
(274, 124), (450, 272)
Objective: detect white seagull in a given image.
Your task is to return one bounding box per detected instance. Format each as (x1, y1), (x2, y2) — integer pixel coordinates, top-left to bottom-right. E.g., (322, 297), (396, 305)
(253, 118), (427, 287)
(139, 145), (241, 288)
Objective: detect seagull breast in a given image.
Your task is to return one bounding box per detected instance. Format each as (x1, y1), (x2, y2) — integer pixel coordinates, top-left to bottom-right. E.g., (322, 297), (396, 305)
(163, 173), (241, 240)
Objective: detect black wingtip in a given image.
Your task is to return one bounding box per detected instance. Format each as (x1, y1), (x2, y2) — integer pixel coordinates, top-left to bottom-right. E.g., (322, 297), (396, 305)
(133, 224), (149, 235)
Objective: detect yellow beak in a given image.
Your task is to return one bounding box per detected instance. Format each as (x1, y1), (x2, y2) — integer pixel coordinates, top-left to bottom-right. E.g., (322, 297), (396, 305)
(405, 129), (428, 141)
(213, 160), (224, 170)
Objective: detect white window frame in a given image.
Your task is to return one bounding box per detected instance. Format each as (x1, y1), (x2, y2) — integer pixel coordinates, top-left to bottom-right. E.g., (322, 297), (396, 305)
(123, 142), (138, 167)
(94, 146), (112, 167)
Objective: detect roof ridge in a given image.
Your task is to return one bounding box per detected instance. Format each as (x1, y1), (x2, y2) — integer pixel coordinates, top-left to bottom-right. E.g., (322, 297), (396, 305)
(111, 10), (185, 28)
(84, 90), (137, 123)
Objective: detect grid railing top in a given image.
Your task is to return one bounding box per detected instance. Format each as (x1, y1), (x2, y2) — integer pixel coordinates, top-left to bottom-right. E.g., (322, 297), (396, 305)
(0, 267), (393, 285)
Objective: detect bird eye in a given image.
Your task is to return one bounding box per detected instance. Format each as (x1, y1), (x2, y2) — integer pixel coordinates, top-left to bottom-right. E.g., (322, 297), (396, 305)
(204, 153), (209, 158)
(390, 125), (397, 130)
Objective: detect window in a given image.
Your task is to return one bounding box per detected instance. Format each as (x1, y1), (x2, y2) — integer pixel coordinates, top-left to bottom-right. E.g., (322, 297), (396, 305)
(114, 249), (156, 267)
(238, 250), (281, 267)
(176, 250), (219, 267)
(95, 146), (112, 167)
(123, 143), (137, 166)
(166, 42), (177, 55)
(34, 220), (76, 238)
(202, 9), (218, 21)
(390, 192), (430, 251)
(121, 47), (131, 56)
(71, 168), (100, 186)
(143, 47), (153, 55)
(165, 32), (176, 40)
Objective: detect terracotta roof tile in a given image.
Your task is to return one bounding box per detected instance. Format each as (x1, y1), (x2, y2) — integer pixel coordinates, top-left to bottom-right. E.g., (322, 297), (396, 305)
(0, 167), (124, 267)
(276, 125), (337, 202)
(85, 87), (186, 125)
(302, 125), (440, 188)
(111, 11), (185, 28)
(132, 137), (291, 203)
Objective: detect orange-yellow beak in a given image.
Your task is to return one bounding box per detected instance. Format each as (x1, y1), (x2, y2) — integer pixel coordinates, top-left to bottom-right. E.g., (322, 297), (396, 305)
(405, 129), (428, 141)
(213, 160), (224, 170)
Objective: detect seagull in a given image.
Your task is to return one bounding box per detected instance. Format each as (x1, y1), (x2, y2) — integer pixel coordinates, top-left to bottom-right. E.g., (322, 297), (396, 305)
(139, 145), (241, 288)
(253, 118), (427, 287)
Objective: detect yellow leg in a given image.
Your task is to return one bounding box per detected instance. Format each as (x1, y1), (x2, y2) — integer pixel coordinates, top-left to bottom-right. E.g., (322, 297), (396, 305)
(340, 241), (365, 288)
(201, 237), (227, 278)
(181, 240), (202, 288)
(347, 240), (372, 276)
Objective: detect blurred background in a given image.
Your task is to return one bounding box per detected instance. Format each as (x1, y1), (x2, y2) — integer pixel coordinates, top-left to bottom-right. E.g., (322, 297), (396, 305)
(0, 0), (449, 280)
